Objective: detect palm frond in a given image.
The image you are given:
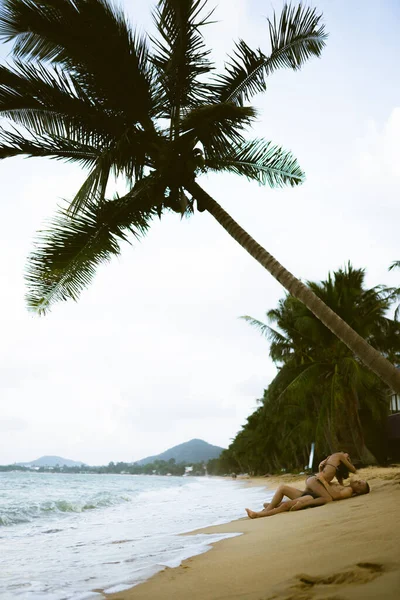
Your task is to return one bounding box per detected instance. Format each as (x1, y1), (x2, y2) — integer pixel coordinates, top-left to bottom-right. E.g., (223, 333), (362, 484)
(0, 0), (156, 123)
(67, 126), (161, 214)
(204, 138), (304, 187)
(294, 314), (325, 343)
(180, 103), (256, 155)
(240, 315), (270, 338)
(215, 3), (327, 104)
(0, 61), (127, 140)
(340, 356), (363, 392)
(68, 159), (111, 215)
(0, 117), (158, 210)
(389, 260), (400, 271)
(268, 4), (327, 68)
(25, 177), (164, 314)
(0, 127), (100, 166)
(151, 0), (214, 121)
(240, 315), (294, 364)
(214, 40), (266, 105)
(275, 362), (324, 403)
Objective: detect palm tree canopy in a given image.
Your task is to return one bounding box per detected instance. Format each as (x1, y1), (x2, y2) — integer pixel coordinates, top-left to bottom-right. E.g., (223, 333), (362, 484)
(0, 0), (327, 313)
(242, 263), (400, 369)
(235, 265), (400, 470)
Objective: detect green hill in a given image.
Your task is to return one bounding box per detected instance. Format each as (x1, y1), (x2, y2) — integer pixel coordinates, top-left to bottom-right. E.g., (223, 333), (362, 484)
(18, 455), (85, 467)
(136, 439), (224, 465)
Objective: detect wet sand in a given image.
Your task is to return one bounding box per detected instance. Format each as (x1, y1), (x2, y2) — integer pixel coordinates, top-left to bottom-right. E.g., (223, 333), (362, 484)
(106, 466), (400, 600)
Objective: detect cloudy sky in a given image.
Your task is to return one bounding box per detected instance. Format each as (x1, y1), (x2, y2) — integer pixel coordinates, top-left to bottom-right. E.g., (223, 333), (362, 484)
(1, 0), (399, 465)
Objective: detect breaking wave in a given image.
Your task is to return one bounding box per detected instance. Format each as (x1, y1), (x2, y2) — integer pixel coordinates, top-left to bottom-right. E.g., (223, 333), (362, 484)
(0, 493), (131, 526)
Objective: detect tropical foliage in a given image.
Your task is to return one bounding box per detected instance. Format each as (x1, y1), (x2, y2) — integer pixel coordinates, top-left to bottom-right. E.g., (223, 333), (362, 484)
(0, 459), (208, 475)
(1, 0), (400, 392)
(214, 265), (400, 474)
(0, 0), (321, 311)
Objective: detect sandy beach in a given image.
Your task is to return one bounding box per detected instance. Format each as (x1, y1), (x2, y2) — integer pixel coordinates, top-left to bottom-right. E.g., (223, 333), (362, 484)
(107, 466), (400, 600)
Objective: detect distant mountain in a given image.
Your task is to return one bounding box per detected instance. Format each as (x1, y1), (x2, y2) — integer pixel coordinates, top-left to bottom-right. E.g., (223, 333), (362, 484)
(18, 456), (85, 467)
(136, 439), (225, 465)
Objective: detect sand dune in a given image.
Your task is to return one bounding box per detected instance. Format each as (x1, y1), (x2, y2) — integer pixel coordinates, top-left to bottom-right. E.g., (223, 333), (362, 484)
(106, 466), (400, 600)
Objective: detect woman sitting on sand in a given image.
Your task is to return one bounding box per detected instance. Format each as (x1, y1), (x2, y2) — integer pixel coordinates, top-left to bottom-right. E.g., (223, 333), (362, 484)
(245, 452), (370, 519)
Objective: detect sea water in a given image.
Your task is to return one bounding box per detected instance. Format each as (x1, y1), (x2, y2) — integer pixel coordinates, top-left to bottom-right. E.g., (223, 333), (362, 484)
(0, 472), (272, 599)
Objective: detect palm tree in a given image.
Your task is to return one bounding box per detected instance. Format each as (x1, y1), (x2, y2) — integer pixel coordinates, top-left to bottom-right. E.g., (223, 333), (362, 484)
(0, 0), (399, 393)
(242, 264), (400, 462)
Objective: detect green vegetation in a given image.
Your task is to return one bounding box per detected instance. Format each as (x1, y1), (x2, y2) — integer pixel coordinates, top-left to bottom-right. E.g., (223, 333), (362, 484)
(0, 0), (399, 391)
(0, 459), (208, 476)
(210, 265), (400, 474)
(136, 438), (223, 465)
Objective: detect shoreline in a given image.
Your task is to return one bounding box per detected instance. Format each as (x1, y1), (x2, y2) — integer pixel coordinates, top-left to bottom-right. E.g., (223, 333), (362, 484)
(105, 465), (400, 600)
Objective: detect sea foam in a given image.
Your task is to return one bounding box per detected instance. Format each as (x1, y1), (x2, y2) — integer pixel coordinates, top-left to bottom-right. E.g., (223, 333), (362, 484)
(0, 472), (271, 599)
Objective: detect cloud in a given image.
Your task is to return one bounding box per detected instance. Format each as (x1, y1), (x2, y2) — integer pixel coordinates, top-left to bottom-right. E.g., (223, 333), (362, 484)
(1, 2), (400, 465)
(355, 107), (400, 184)
(0, 417), (28, 433)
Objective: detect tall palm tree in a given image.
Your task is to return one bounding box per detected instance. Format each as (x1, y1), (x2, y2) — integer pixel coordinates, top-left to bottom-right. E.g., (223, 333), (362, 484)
(242, 264), (400, 462)
(1, 0), (399, 393)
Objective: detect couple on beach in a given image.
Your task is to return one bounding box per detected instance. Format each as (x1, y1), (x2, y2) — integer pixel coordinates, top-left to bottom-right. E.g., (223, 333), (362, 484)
(246, 452), (370, 519)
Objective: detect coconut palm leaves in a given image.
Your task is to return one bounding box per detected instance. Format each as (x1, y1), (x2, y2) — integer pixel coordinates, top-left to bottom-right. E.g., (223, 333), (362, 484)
(215, 4), (327, 104)
(180, 103), (257, 156)
(0, 0), (321, 313)
(239, 265), (400, 465)
(152, 0), (215, 121)
(204, 138), (304, 187)
(0, 0), (155, 121)
(2, 1), (400, 395)
(26, 177), (163, 313)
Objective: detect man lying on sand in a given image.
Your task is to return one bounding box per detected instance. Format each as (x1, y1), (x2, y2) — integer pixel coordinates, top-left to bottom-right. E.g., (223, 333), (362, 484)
(245, 457), (370, 519)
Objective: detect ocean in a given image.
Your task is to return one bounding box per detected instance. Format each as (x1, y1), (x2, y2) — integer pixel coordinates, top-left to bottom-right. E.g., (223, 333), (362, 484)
(0, 472), (271, 599)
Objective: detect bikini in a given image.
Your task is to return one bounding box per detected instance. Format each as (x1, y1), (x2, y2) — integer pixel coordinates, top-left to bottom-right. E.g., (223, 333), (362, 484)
(323, 462), (349, 479)
(302, 462), (349, 499)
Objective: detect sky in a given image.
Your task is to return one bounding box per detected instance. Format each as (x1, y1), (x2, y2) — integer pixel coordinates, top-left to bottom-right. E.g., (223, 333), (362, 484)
(1, 0), (399, 465)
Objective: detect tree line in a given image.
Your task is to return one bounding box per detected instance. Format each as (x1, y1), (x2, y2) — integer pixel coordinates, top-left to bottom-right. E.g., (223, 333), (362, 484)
(0, 459), (208, 476)
(208, 264), (400, 475)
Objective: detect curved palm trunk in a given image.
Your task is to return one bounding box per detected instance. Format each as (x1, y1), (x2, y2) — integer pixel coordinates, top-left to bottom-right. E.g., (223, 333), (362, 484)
(186, 180), (400, 394)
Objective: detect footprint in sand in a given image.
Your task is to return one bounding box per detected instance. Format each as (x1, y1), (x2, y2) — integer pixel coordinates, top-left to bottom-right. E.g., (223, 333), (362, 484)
(295, 562), (384, 587)
(266, 562), (386, 600)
